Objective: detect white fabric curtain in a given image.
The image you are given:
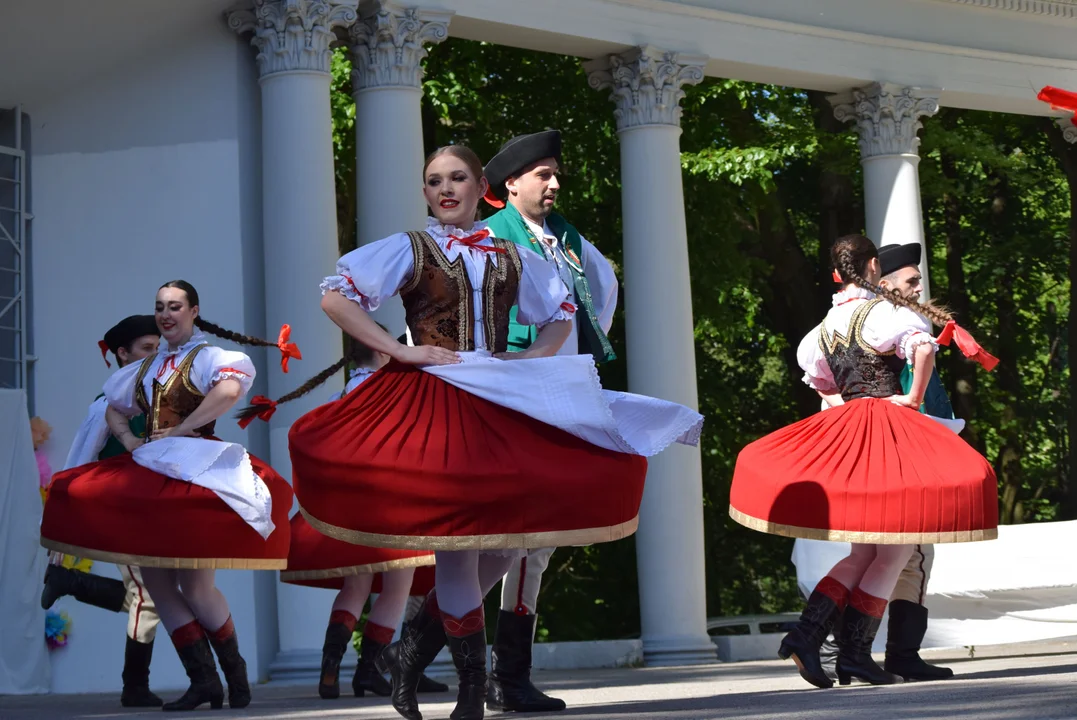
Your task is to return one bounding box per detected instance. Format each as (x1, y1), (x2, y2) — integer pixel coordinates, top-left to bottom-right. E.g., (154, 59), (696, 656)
(0, 389), (51, 693)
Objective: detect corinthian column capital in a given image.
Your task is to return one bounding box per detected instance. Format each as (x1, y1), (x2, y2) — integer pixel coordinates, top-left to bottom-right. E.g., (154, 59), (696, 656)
(348, 2), (452, 92)
(584, 45), (706, 131)
(830, 82), (941, 158)
(227, 0), (359, 77)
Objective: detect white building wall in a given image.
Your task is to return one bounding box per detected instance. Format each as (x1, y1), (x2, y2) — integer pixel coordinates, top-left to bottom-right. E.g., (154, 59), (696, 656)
(29, 18), (271, 694)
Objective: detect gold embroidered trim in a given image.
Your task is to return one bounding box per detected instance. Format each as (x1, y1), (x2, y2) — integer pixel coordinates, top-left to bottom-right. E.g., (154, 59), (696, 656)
(727, 506), (997, 544)
(482, 237), (521, 352)
(405, 230), (473, 350)
(818, 299), (895, 357)
(281, 554), (435, 582)
(140, 344), (209, 434)
(300, 507), (639, 550)
(40, 538), (287, 570)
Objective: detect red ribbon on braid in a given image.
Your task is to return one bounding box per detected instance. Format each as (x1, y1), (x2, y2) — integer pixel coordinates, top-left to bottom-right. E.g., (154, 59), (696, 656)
(97, 340), (112, 368)
(446, 228), (506, 255)
(238, 396), (277, 429)
(831, 269), (842, 284)
(276, 324), (302, 373)
(1037, 86), (1077, 126)
(483, 186), (505, 209)
(937, 320), (999, 372)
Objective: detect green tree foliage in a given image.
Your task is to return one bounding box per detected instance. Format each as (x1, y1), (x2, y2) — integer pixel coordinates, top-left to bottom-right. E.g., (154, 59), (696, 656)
(329, 41), (1072, 641)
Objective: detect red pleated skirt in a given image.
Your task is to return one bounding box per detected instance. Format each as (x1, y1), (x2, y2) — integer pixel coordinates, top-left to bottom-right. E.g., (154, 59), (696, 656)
(281, 512), (434, 590)
(289, 362), (647, 550)
(41, 452), (293, 568)
(729, 398), (998, 543)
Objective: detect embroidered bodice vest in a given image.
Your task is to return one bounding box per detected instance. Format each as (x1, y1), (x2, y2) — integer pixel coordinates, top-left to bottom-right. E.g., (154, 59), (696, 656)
(134, 344), (216, 437)
(820, 299), (905, 402)
(399, 230), (522, 353)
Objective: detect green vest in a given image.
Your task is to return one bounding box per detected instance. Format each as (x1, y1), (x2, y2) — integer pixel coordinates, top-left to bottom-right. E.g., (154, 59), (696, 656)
(899, 367), (955, 419)
(485, 204), (616, 363)
(94, 393), (147, 460)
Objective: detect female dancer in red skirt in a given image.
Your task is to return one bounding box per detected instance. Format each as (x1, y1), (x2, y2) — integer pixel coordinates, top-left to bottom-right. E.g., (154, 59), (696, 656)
(729, 234), (997, 689)
(242, 144), (703, 720)
(41, 280), (296, 711)
(276, 340), (438, 700)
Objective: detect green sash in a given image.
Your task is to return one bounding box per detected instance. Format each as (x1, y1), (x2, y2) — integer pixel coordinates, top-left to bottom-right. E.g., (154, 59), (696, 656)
(485, 203), (616, 363)
(899, 367), (956, 419)
(94, 393), (147, 460)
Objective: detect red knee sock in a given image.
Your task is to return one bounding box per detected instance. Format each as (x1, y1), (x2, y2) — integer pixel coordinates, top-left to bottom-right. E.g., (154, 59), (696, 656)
(815, 576), (851, 610)
(170, 619), (205, 650)
(441, 606), (484, 638)
(329, 610), (358, 632)
(850, 588), (888, 618)
(204, 615), (236, 646)
(363, 621), (394, 645)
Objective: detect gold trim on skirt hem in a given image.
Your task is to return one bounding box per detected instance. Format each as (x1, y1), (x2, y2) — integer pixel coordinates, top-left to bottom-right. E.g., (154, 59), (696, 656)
(300, 507), (639, 550)
(727, 506), (998, 544)
(41, 538), (287, 570)
(281, 555), (435, 582)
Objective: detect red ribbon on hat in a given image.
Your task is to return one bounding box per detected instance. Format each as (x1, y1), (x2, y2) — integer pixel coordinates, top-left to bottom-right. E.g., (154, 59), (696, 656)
(483, 186), (505, 209)
(937, 320), (999, 372)
(238, 396), (277, 429)
(277, 324), (302, 373)
(97, 340), (112, 368)
(831, 269), (842, 284)
(447, 228), (506, 255)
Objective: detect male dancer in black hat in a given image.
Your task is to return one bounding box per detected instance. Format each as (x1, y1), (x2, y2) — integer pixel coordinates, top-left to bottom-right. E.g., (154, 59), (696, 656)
(483, 130), (619, 713)
(42, 314), (165, 706)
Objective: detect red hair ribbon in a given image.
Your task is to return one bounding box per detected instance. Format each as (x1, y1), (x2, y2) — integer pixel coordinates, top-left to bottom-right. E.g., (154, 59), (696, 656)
(1037, 86), (1077, 126)
(97, 340), (112, 368)
(447, 228), (506, 255)
(238, 396), (277, 429)
(937, 320), (999, 372)
(483, 186), (505, 209)
(831, 269), (842, 284)
(277, 324), (302, 373)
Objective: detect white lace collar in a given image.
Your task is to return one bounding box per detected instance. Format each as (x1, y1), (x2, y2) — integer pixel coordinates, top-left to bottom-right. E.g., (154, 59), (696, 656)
(161, 330), (209, 355)
(425, 216), (489, 240)
(348, 367), (374, 381)
(832, 286), (875, 306)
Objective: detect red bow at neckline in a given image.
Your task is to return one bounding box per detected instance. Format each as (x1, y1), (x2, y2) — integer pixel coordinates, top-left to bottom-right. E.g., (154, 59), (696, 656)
(238, 396), (277, 429)
(446, 228), (506, 255)
(483, 186), (506, 209)
(277, 324), (302, 373)
(98, 340), (112, 368)
(937, 320), (999, 372)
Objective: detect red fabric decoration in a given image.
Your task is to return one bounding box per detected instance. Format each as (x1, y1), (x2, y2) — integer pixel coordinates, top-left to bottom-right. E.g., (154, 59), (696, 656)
(1037, 86), (1077, 126)
(170, 620), (205, 649)
(329, 610), (358, 632)
(205, 616), (236, 646)
(730, 398), (998, 540)
(40, 451), (293, 565)
(442, 606), (485, 638)
(280, 513), (434, 592)
(831, 269), (843, 284)
(446, 228), (505, 255)
(364, 621), (395, 645)
(937, 320), (999, 372)
(559, 302), (577, 314)
(850, 588), (888, 619)
(289, 363), (648, 549)
(815, 576), (851, 610)
(238, 396), (278, 429)
(97, 340), (112, 368)
(277, 324), (302, 373)
(483, 186), (506, 208)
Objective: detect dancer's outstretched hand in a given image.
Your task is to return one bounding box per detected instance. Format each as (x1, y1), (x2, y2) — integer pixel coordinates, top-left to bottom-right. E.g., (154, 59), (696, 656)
(886, 394), (921, 409)
(395, 344), (461, 366)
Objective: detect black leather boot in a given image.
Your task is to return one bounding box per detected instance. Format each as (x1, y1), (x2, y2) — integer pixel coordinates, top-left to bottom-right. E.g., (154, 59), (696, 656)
(379, 597), (447, 720)
(487, 610), (565, 712)
(41, 565), (126, 612)
(207, 618), (252, 708)
(417, 672), (449, 693)
(835, 605), (902, 686)
(777, 589), (842, 689)
(318, 621), (353, 699)
(354, 636), (393, 697)
(449, 630), (487, 720)
(120, 636), (162, 707)
(884, 600), (953, 681)
(162, 635), (224, 711)
(818, 636), (839, 683)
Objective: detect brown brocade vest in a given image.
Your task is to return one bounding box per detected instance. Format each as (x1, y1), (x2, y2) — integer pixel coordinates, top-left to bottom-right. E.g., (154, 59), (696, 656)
(133, 344), (216, 437)
(819, 299), (905, 402)
(399, 230), (522, 353)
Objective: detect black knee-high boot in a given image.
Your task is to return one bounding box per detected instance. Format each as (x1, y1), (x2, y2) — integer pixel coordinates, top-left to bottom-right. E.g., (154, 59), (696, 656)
(206, 617), (252, 708)
(379, 595), (447, 720)
(162, 621), (224, 712)
(778, 588), (843, 689)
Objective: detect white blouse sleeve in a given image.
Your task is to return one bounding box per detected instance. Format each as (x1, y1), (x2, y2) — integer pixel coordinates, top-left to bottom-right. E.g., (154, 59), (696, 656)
(514, 246), (576, 328)
(580, 235), (618, 334)
(861, 304), (938, 362)
(191, 347), (257, 397)
(797, 324), (837, 394)
(103, 360), (148, 416)
(320, 233), (415, 312)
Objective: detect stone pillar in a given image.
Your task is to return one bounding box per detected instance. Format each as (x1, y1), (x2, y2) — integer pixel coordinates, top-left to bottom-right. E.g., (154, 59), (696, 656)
(831, 82), (940, 297)
(585, 46), (716, 667)
(348, 1), (451, 335)
(228, 0), (358, 679)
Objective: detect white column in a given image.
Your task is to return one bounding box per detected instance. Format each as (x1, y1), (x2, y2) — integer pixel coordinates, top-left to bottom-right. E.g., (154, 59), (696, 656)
(831, 83), (940, 297)
(585, 46), (716, 667)
(229, 0), (358, 680)
(349, 2), (451, 335)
